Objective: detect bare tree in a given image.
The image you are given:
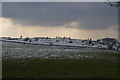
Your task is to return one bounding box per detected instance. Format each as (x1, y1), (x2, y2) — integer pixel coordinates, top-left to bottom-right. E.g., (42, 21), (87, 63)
(105, 0), (120, 7)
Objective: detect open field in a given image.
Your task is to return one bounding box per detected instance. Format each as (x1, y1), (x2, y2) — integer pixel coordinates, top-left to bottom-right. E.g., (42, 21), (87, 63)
(2, 58), (119, 78)
(2, 42), (118, 59)
(2, 41), (119, 78)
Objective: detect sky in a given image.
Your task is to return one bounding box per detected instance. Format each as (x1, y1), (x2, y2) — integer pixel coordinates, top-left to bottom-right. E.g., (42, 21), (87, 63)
(1, 2), (119, 40)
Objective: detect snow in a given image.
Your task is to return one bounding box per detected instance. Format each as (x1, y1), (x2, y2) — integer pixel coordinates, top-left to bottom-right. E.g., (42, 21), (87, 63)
(1, 38), (119, 59)
(0, 38), (108, 49)
(2, 41), (118, 59)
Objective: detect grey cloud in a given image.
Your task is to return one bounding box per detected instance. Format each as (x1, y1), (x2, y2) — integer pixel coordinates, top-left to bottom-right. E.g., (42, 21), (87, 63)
(2, 2), (118, 30)
(0, 2), (2, 17)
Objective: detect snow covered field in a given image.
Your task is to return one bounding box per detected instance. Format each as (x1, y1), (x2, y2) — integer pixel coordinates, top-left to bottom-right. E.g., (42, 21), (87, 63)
(1, 38), (109, 48)
(2, 41), (118, 59)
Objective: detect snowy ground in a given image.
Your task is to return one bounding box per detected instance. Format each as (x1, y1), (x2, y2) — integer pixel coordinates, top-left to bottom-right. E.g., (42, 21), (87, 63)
(2, 41), (118, 59)
(1, 38), (108, 48)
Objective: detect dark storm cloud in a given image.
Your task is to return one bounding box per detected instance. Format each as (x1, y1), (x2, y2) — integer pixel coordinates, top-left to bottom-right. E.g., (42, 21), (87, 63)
(2, 2), (118, 30)
(0, 2), (2, 17)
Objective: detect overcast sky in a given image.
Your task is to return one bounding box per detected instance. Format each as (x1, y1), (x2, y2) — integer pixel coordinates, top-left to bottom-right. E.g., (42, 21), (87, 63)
(1, 2), (118, 40)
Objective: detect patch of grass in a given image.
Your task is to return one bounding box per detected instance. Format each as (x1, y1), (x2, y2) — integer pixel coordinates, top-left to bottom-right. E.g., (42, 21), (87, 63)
(2, 58), (119, 78)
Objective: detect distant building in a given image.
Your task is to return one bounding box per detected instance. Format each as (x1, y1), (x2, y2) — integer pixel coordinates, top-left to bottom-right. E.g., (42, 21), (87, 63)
(8, 38), (18, 40)
(56, 37), (71, 39)
(56, 37), (63, 39)
(1, 37), (10, 39)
